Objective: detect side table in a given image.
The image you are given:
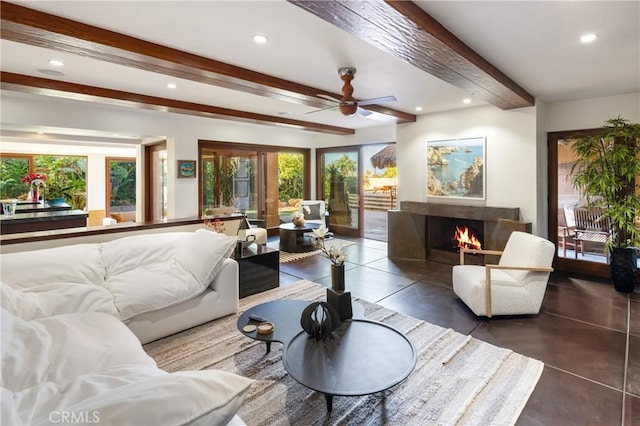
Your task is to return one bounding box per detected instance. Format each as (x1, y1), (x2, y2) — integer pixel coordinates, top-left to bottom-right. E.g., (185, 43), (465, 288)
(232, 245), (279, 298)
(278, 222), (320, 253)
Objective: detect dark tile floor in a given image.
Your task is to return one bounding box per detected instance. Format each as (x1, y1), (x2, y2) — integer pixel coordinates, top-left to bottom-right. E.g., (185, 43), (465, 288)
(271, 236), (639, 426)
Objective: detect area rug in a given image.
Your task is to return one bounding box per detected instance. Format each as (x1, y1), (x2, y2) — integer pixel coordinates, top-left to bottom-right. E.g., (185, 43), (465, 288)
(144, 281), (543, 425)
(279, 239), (355, 263)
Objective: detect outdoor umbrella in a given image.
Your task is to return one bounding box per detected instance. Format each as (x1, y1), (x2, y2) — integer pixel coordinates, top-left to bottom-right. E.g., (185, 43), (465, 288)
(370, 145), (396, 169)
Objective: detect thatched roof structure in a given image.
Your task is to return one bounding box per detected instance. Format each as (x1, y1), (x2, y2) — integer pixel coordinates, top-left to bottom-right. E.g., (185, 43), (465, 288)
(370, 145), (396, 169)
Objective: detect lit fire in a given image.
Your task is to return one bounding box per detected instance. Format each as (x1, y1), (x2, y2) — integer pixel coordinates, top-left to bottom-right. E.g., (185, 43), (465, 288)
(453, 226), (482, 250)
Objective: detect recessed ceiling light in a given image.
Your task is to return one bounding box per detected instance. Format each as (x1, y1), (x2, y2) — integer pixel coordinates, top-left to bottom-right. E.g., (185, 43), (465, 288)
(463, 98), (471, 104)
(166, 83), (177, 89)
(580, 33), (598, 43)
(415, 106), (423, 112)
(48, 59), (64, 67)
(253, 34), (268, 44)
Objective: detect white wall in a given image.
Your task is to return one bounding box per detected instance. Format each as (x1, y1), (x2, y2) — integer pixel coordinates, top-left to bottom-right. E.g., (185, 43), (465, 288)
(545, 92), (640, 131)
(396, 105), (541, 232)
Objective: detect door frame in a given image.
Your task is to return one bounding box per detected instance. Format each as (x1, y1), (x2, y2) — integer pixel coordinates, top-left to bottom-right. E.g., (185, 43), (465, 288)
(547, 128), (609, 278)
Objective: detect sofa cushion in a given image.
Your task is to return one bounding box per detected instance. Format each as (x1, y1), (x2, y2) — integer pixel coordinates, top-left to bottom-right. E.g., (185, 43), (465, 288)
(102, 230), (236, 321)
(1, 281), (117, 321)
(7, 367), (253, 426)
(0, 243), (105, 289)
(1, 309), (155, 392)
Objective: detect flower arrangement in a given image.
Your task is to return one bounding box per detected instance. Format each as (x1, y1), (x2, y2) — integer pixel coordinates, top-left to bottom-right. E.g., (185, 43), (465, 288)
(311, 225), (347, 265)
(204, 217), (226, 234)
(21, 172), (47, 185)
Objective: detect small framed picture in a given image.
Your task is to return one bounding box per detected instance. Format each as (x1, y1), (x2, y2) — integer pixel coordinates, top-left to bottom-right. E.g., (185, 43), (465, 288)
(178, 160), (197, 178)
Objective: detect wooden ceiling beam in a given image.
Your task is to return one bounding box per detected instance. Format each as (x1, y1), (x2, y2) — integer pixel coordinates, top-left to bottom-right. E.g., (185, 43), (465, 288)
(288, 0), (535, 110)
(0, 1), (414, 124)
(0, 72), (355, 136)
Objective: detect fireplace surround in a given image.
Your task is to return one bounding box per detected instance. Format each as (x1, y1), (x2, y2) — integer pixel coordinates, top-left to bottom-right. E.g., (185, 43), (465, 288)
(388, 202), (531, 265)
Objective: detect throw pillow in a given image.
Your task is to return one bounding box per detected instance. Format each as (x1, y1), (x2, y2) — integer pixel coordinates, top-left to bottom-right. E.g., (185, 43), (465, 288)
(305, 203), (322, 220)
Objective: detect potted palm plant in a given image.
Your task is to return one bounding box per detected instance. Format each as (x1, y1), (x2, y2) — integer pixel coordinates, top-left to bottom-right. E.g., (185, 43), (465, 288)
(571, 116), (640, 293)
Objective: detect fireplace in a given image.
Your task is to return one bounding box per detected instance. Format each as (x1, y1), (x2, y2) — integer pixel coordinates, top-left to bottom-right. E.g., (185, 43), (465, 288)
(428, 216), (485, 264)
(388, 202), (532, 265)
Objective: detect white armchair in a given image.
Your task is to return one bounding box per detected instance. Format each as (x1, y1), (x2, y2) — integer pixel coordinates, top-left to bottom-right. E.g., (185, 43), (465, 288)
(452, 231), (555, 317)
(299, 200), (329, 228)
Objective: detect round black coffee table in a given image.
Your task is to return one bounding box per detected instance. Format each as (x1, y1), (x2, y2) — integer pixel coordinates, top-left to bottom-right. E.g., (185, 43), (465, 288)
(237, 300), (310, 354)
(238, 300), (415, 411)
(283, 319), (416, 411)
(278, 222), (321, 253)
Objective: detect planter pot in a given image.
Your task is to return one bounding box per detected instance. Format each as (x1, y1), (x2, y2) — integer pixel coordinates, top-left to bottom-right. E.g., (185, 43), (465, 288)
(610, 247), (637, 293)
(47, 197), (66, 206)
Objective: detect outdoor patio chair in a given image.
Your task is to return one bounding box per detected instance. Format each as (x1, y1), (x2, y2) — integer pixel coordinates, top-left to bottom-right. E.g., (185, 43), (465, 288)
(557, 206), (576, 257)
(573, 206), (611, 263)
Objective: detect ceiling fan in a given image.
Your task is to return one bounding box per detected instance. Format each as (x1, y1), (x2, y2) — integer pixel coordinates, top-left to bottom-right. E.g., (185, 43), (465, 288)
(307, 67), (397, 117)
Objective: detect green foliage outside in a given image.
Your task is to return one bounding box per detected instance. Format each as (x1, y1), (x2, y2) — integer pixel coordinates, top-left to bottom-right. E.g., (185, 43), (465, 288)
(0, 158), (29, 199)
(1, 155), (87, 210)
(278, 153), (303, 202)
(109, 160), (136, 210)
(324, 154), (358, 196)
(202, 158), (217, 210)
(35, 156), (87, 210)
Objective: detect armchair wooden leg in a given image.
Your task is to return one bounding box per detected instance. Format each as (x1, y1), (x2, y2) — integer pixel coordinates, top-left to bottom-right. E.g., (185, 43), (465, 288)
(485, 267), (492, 318)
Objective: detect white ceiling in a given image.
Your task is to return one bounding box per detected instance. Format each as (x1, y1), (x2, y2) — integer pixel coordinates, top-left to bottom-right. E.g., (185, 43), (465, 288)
(1, 0), (638, 140)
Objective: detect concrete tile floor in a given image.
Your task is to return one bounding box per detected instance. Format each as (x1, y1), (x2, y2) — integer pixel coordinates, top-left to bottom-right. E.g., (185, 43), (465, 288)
(274, 236), (639, 425)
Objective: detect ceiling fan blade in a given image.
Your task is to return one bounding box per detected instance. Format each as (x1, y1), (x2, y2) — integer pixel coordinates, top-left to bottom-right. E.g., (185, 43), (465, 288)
(306, 105), (339, 114)
(317, 94), (341, 103)
(356, 107), (373, 117)
(357, 95), (397, 106)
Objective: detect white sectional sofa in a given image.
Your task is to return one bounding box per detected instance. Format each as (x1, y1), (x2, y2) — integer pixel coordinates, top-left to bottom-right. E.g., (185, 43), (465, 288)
(1, 229), (239, 344)
(1, 229), (253, 425)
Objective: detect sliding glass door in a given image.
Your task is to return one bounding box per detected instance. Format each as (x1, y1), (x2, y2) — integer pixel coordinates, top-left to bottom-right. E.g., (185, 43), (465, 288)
(318, 148), (362, 237)
(201, 149), (259, 218)
(199, 141), (309, 229)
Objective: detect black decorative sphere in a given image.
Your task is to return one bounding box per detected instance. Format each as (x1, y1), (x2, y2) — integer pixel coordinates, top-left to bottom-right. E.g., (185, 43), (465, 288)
(300, 301), (341, 342)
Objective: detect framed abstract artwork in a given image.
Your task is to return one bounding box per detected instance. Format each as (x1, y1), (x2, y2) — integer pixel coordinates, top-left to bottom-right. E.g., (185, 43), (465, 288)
(426, 137), (485, 200)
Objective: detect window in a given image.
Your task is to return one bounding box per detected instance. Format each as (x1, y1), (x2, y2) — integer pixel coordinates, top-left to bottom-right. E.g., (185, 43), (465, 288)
(0, 154), (87, 210)
(107, 157), (136, 216)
